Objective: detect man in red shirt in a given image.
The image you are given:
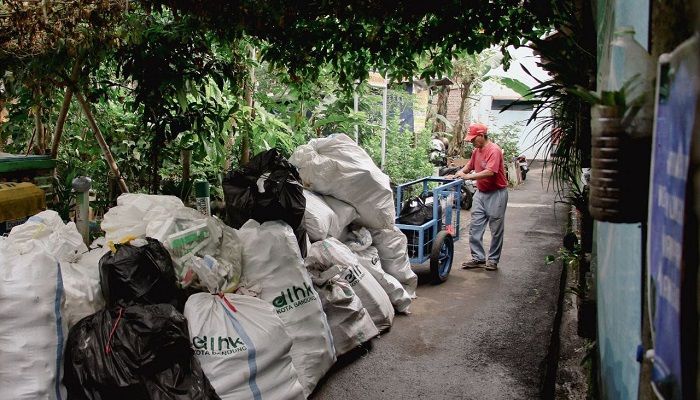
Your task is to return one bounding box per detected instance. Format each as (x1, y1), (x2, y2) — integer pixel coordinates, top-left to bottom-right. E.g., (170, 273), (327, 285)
(452, 123), (508, 270)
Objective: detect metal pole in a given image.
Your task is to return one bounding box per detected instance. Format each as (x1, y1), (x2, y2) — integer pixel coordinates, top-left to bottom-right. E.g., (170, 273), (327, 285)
(353, 88), (359, 143)
(72, 176), (92, 245)
(381, 75), (388, 170)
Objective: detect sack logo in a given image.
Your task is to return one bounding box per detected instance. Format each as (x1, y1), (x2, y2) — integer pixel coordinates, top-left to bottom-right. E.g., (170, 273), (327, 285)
(273, 282), (317, 314)
(192, 335), (247, 356)
(343, 264), (365, 287)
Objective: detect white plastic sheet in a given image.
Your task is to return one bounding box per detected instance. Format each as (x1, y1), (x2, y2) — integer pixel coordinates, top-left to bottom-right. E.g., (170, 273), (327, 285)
(289, 134), (395, 229)
(239, 220), (335, 396)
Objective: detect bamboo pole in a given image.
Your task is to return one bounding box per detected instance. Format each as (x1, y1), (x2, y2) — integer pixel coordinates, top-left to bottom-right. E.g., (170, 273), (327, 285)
(51, 61), (82, 158)
(241, 46), (256, 164)
(32, 105), (44, 154)
(75, 91), (129, 193)
(25, 125), (37, 155)
(381, 74), (387, 170)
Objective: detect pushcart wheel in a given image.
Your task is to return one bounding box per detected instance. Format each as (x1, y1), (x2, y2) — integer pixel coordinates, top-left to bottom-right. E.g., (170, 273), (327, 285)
(430, 231), (454, 284)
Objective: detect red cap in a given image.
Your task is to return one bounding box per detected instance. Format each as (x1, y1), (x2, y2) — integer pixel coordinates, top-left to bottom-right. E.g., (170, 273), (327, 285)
(465, 123), (488, 142)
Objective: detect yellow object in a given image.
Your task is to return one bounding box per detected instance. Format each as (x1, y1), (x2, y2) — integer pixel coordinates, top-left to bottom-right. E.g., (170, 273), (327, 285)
(107, 235), (139, 253)
(0, 182), (46, 222)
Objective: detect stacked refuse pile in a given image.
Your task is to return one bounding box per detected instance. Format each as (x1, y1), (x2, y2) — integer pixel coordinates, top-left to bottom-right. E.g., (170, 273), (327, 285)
(289, 133), (418, 299)
(0, 133), (419, 399)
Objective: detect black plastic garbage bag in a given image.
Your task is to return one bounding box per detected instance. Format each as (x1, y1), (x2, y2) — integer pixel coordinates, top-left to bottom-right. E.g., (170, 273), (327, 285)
(398, 196), (446, 258)
(397, 196), (434, 226)
(99, 238), (183, 310)
(64, 304), (220, 400)
(223, 148), (308, 255)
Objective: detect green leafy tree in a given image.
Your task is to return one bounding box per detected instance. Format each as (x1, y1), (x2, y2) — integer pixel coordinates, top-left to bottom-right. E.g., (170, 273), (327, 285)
(447, 49), (499, 157)
(147, 1), (555, 89)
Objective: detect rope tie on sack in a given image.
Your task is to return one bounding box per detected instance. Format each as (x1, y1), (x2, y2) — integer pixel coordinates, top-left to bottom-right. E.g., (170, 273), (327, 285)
(218, 293), (237, 312)
(105, 307), (124, 354)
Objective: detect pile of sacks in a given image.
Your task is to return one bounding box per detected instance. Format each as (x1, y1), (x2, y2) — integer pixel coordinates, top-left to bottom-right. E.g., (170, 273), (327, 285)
(289, 133), (418, 300)
(0, 133), (418, 399)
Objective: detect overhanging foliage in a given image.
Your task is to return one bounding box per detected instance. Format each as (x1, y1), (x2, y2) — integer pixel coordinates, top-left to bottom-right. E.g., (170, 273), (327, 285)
(146, 0), (556, 87)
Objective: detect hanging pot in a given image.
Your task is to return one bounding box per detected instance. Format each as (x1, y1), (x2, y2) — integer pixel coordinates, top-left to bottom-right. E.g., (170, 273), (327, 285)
(588, 105), (651, 223)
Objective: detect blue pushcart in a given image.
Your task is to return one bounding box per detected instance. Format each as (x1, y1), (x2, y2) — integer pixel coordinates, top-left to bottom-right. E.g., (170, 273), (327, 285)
(395, 177), (463, 284)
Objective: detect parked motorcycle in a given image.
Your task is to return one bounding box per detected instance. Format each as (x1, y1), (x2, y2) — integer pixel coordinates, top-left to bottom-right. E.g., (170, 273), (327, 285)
(438, 166), (476, 210)
(427, 137), (476, 210)
(429, 137), (449, 167)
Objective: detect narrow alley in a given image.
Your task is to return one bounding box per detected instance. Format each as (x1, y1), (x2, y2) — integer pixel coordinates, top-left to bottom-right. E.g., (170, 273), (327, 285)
(313, 164), (568, 399)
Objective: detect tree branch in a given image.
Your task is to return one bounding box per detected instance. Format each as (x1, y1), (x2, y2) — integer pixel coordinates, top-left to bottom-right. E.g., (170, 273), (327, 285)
(51, 59), (82, 158)
(75, 91), (129, 193)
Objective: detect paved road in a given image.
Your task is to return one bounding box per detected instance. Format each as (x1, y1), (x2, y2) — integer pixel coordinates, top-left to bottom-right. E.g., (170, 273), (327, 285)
(311, 165), (567, 400)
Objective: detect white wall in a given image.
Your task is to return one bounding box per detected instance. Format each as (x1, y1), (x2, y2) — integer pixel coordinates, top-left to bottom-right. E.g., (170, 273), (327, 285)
(475, 47), (552, 160)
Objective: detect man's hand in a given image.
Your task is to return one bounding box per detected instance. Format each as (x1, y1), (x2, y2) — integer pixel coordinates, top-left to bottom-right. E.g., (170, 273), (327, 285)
(455, 171), (469, 180)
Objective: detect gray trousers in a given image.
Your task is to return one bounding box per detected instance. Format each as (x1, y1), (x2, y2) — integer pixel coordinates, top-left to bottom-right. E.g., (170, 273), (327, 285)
(469, 188), (508, 263)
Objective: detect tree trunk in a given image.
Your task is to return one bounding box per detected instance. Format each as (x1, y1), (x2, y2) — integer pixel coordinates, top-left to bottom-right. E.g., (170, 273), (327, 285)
(25, 125), (37, 155)
(181, 148), (192, 183)
(449, 81), (473, 157)
(149, 132), (162, 194)
(32, 104), (45, 155)
(224, 125), (237, 172)
(50, 90), (73, 158)
(75, 91), (129, 193)
(241, 47), (256, 165)
(424, 87), (436, 130)
(51, 60), (82, 159)
(434, 85), (450, 133)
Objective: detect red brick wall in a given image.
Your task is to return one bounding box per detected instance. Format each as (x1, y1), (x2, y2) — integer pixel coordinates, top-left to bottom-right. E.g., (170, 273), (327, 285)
(445, 88), (463, 125)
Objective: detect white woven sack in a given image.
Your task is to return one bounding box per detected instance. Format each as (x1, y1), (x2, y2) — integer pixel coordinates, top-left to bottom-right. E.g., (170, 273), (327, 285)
(342, 226), (373, 252)
(353, 246), (412, 313)
(8, 210), (87, 262)
(303, 190), (336, 241)
(239, 220), (335, 396)
(5, 210), (103, 329)
(309, 270), (378, 356)
(61, 246), (108, 329)
(322, 196), (358, 238)
(101, 194), (184, 242)
(307, 238), (394, 331)
(289, 134), (394, 229)
(0, 239), (66, 400)
(370, 227), (418, 298)
(185, 293), (304, 400)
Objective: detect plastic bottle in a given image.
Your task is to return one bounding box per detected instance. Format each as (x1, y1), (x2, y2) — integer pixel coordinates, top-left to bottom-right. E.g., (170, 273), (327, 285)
(194, 180), (211, 216)
(604, 26), (654, 136)
(605, 26), (654, 103)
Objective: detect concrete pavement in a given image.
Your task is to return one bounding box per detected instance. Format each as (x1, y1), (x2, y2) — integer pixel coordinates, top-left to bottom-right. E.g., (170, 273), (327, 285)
(311, 164), (568, 400)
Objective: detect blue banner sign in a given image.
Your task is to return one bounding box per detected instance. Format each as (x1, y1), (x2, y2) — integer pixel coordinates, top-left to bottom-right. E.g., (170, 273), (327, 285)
(648, 36), (698, 398)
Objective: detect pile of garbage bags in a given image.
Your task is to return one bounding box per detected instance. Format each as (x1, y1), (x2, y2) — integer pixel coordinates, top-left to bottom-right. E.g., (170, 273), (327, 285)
(0, 133), (418, 399)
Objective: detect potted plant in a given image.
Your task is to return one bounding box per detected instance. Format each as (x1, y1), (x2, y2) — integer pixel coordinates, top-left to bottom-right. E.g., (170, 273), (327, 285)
(570, 78), (653, 223)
